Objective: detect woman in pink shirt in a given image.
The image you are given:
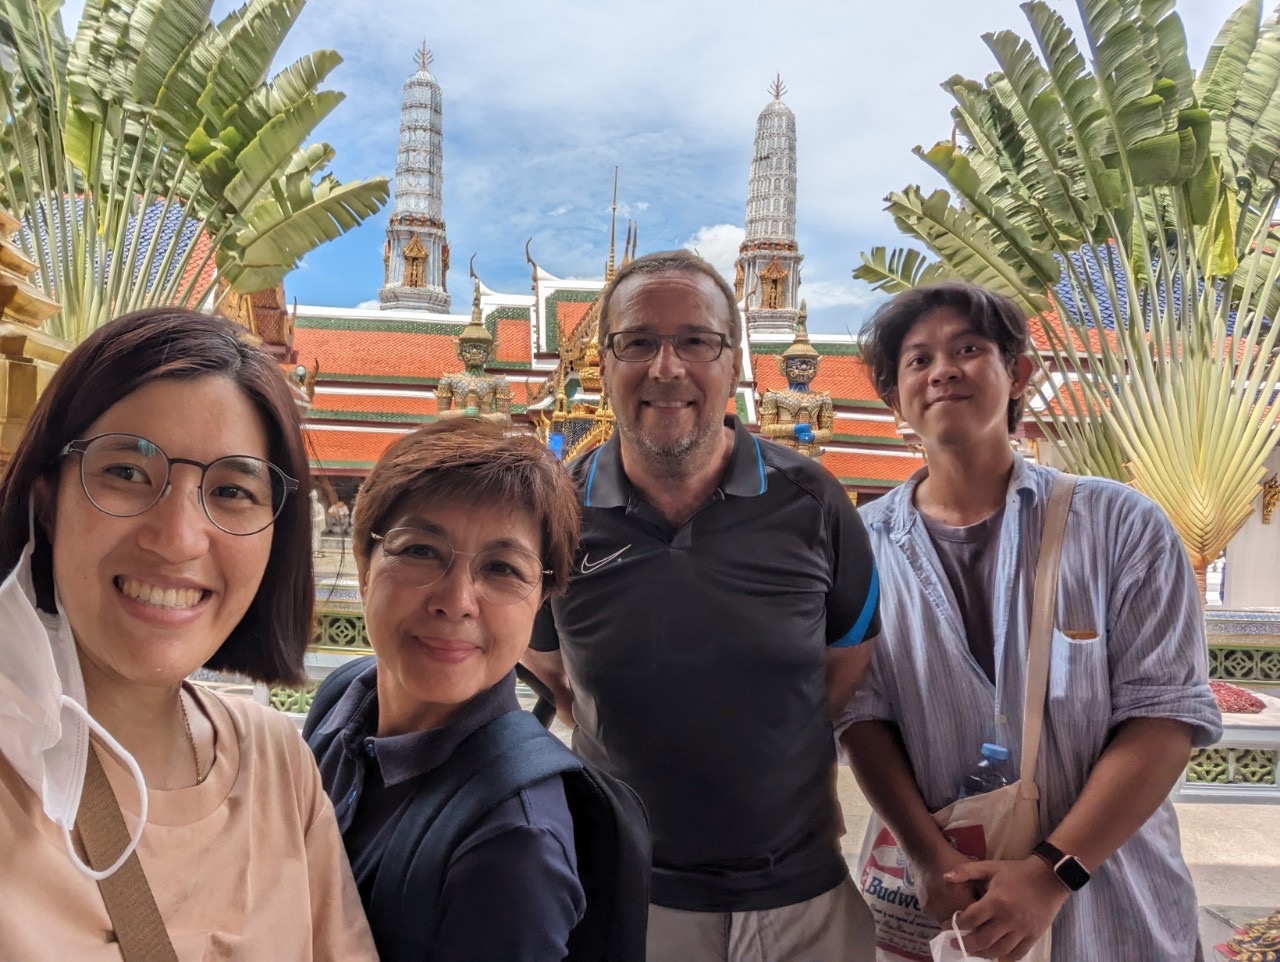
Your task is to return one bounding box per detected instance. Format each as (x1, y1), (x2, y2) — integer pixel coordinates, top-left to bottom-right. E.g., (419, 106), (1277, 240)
(0, 308), (375, 959)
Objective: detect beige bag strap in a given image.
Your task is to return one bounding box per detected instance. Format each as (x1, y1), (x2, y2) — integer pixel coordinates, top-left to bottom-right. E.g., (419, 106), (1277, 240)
(76, 745), (179, 962)
(1018, 472), (1077, 785)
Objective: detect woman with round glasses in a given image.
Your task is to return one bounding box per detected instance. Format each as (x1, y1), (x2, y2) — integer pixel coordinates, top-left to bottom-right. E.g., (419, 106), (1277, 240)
(0, 308), (375, 958)
(304, 418), (587, 961)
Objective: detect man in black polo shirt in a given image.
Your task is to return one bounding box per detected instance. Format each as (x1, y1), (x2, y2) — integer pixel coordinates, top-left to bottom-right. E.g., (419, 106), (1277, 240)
(524, 249), (880, 961)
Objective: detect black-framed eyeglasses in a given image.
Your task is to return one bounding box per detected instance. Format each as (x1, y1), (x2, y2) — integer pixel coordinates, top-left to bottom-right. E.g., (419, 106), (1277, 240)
(60, 433), (298, 536)
(371, 527), (551, 606)
(605, 331), (729, 363)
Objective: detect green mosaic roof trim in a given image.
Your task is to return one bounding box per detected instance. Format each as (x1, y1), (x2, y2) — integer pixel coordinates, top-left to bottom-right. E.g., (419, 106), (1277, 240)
(309, 458), (377, 470)
(831, 432), (908, 447)
(833, 397), (892, 410)
(735, 394), (749, 421)
(309, 409), (433, 424)
(485, 306), (531, 325)
(297, 314), (465, 337)
(489, 360), (533, 370)
(544, 289), (599, 350)
(837, 476), (902, 489)
(751, 341), (863, 357)
(318, 373), (440, 386)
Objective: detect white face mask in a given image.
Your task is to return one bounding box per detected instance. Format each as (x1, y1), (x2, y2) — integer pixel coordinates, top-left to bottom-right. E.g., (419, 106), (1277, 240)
(930, 913), (976, 962)
(0, 513), (148, 880)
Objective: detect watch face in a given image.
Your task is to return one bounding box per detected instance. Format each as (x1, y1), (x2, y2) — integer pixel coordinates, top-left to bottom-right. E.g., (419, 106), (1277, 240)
(1058, 856), (1090, 891)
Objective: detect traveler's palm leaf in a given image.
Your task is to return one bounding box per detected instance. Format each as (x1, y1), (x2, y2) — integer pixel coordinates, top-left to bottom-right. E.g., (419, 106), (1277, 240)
(858, 0), (1280, 591)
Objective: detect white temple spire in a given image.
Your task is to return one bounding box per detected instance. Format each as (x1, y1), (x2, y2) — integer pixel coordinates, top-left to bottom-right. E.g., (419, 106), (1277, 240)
(735, 75), (803, 337)
(379, 43), (451, 312)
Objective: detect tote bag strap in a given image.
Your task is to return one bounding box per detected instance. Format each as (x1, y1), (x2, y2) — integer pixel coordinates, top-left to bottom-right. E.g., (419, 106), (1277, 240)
(76, 745), (179, 962)
(1019, 472), (1077, 785)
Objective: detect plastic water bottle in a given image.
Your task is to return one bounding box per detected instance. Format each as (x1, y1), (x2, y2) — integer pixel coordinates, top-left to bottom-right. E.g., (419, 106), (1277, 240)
(958, 743), (1012, 799)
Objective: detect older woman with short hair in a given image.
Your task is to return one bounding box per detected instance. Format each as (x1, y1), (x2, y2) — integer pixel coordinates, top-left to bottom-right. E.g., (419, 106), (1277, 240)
(306, 418), (588, 961)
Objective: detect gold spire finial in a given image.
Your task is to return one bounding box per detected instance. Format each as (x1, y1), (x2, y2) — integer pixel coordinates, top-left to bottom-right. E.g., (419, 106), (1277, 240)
(781, 307), (818, 360)
(621, 222), (634, 267)
(468, 253), (484, 322)
(416, 42), (433, 71)
(770, 73), (787, 100)
(605, 166), (619, 283)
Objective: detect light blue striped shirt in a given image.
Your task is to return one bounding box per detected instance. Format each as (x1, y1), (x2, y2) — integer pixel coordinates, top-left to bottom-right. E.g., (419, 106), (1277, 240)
(842, 456), (1222, 961)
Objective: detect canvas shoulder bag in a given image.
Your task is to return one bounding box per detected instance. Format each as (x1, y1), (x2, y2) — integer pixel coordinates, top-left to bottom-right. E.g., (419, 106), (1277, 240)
(859, 472), (1076, 962)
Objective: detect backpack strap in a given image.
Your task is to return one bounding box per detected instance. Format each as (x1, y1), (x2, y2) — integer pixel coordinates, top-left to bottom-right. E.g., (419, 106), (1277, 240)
(369, 710), (582, 962)
(302, 655), (376, 757)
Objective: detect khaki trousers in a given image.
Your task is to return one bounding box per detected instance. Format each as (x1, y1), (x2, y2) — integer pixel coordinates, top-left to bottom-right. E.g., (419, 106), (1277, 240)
(645, 875), (876, 962)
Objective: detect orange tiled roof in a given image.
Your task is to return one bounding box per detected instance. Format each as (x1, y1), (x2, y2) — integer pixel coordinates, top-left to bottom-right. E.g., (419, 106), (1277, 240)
(822, 449), (924, 484)
(1037, 378), (1108, 418)
(181, 233), (217, 307)
(752, 352), (884, 405)
(558, 302), (593, 347)
(304, 427), (408, 468)
(496, 318), (529, 363)
(504, 380), (535, 407)
(833, 418), (902, 440)
(293, 325), (457, 380)
(311, 392), (439, 418)
(1029, 309), (1116, 354)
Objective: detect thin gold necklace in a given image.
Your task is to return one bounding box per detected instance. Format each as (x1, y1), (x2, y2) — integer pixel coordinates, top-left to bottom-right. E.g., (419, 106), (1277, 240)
(178, 689), (203, 785)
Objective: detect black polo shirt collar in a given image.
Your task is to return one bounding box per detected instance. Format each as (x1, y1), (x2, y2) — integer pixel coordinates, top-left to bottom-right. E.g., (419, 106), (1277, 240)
(581, 416), (768, 509)
(322, 663), (520, 789)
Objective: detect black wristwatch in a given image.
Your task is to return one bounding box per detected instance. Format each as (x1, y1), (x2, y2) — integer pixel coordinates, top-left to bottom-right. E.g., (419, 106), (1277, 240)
(1032, 841), (1091, 891)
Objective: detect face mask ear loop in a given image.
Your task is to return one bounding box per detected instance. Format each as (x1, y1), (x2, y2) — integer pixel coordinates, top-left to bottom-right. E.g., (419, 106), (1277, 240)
(949, 912), (970, 959)
(57, 697), (149, 881)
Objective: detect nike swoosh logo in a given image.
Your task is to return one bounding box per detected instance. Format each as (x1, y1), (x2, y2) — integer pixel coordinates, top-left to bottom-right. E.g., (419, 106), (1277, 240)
(580, 545), (632, 574)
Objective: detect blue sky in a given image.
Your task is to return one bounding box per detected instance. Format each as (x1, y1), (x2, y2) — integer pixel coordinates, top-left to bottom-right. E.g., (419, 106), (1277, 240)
(61, 0), (1247, 332)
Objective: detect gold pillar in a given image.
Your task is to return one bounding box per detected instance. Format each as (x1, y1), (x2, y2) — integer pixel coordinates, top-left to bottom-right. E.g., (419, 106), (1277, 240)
(0, 206), (66, 470)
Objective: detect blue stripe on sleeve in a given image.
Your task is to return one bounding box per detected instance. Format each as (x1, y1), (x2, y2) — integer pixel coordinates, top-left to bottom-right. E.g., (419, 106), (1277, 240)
(584, 450), (602, 506)
(752, 436), (766, 494)
(830, 564), (879, 648)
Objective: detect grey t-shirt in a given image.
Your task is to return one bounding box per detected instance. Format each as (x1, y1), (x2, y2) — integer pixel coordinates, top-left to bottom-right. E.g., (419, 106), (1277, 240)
(921, 507), (1004, 683)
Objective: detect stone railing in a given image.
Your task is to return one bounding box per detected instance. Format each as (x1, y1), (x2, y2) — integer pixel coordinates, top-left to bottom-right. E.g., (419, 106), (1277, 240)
(271, 608), (1280, 798)
(1182, 610), (1280, 800)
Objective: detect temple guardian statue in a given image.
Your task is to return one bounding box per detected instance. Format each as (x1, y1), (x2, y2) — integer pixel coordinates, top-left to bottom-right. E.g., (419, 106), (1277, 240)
(758, 305), (832, 461)
(436, 276), (512, 419)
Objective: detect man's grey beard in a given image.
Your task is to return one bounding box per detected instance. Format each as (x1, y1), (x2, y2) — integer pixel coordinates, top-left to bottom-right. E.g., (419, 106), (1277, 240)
(616, 415), (722, 477)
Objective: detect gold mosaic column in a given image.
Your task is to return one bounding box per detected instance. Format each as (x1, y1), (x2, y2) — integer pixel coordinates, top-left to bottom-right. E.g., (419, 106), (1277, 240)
(0, 205), (66, 471)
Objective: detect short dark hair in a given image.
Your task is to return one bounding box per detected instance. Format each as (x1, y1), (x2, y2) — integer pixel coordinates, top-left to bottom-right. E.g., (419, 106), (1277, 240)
(0, 308), (312, 685)
(352, 419), (581, 597)
(860, 282), (1031, 434)
(598, 249), (742, 355)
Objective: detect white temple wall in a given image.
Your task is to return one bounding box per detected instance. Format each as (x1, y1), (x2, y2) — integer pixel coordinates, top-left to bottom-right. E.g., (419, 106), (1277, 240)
(1224, 447), (1280, 610)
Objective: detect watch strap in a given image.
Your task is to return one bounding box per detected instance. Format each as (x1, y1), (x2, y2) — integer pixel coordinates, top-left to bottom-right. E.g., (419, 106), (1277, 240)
(1032, 840), (1090, 891)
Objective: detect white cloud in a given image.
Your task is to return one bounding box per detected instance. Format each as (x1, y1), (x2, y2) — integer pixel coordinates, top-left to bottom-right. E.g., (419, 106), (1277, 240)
(354, 299), (379, 310)
(52, 0), (1245, 324)
(800, 279), (882, 313)
(683, 224), (745, 285)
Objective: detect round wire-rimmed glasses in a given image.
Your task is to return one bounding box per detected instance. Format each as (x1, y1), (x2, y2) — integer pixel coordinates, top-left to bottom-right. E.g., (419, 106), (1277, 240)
(370, 527), (551, 606)
(60, 433), (298, 536)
